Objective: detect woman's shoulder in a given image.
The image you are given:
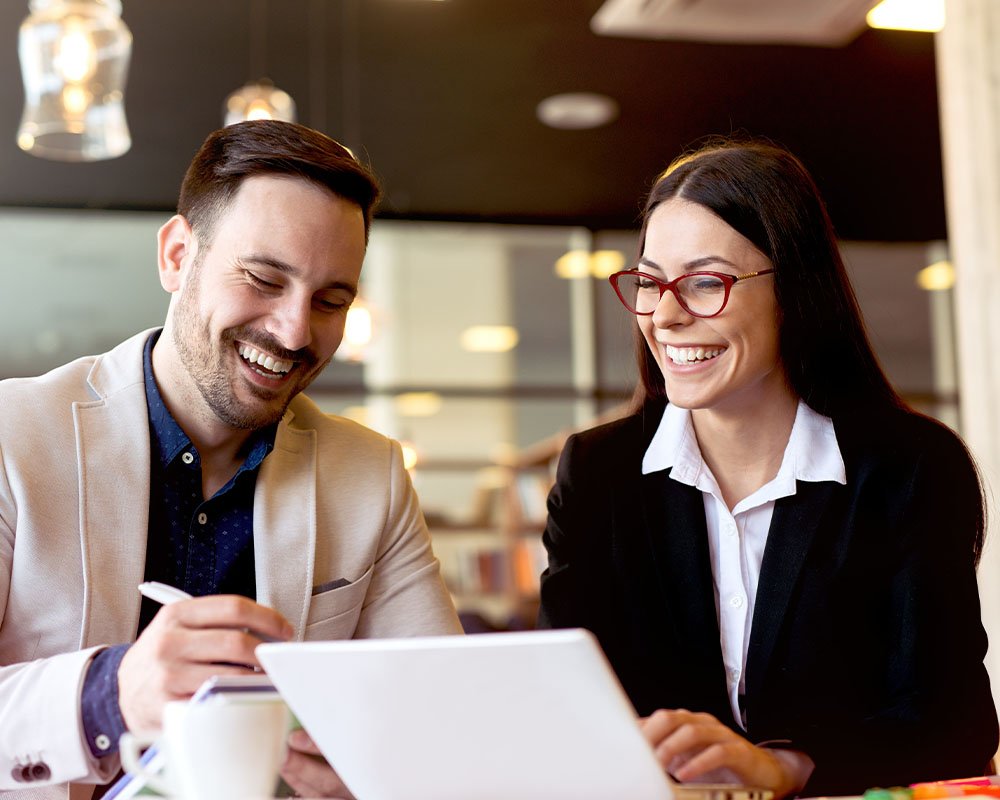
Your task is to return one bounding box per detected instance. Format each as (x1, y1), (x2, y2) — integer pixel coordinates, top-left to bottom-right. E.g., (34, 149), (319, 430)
(562, 401), (663, 463)
(834, 405), (973, 469)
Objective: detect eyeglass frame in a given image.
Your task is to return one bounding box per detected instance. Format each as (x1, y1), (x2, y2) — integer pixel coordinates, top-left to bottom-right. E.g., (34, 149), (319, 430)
(608, 267), (776, 319)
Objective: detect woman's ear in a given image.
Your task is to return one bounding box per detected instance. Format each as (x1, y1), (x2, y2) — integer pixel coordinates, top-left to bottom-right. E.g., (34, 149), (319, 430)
(156, 215), (197, 293)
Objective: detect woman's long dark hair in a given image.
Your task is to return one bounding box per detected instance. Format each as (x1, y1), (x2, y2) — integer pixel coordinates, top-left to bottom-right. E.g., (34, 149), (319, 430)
(632, 139), (903, 419)
(629, 139), (986, 565)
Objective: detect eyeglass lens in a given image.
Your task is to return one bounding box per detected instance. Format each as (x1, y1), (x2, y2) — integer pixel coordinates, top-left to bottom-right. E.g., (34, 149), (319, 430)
(622, 273), (729, 316)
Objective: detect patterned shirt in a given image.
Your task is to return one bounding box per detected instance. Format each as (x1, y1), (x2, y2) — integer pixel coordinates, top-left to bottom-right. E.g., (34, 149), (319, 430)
(80, 330), (277, 758)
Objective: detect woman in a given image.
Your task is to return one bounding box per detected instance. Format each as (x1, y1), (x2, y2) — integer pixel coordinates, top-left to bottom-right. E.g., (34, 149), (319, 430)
(538, 140), (997, 797)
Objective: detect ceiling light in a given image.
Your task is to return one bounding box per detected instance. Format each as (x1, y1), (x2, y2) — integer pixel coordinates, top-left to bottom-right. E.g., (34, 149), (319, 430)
(18, 0), (132, 162)
(394, 392), (444, 417)
(460, 326), (520, 353)
(400, 442), (419, 471)
(555, 249), (627, 279)
(225, 0), (296, 126)
(589, 250), (626, 279)
(536, 92), (619, 130)
(916, 260), (955, 291)
(334, 298), (373, 362)
(555, 250), (592, 279)
(224, 80), (297, 126)
(866, 0), (944, 33)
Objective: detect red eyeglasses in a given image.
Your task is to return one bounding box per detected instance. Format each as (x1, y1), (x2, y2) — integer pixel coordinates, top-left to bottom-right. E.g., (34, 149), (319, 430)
(609, 269), (775, 318)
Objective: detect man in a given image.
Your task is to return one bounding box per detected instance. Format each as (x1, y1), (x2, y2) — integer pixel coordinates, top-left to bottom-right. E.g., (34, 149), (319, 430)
(0, 120), (462, 799)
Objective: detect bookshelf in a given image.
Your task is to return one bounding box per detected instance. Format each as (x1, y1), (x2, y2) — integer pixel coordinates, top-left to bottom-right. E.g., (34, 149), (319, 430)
(420, 442), (564, 630)
(422, 404), (630, 631)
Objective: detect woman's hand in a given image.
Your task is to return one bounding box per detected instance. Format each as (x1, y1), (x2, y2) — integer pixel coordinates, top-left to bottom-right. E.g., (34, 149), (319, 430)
(280, 729), (356, 799)
(640, 709), (806, 799)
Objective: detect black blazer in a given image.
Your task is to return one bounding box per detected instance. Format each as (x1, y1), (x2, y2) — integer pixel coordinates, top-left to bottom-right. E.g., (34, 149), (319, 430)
(538, 401), (997, 796)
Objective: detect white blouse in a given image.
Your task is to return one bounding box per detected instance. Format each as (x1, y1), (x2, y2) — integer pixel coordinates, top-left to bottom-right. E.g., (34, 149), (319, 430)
(642, 400), (847, 730)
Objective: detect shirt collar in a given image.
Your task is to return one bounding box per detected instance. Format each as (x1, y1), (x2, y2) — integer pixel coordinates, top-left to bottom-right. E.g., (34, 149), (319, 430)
(143, 330), (277, 472)
(642, 400), (847, 497)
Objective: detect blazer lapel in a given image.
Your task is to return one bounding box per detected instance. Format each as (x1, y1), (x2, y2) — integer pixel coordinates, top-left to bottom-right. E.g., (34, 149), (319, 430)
(640, 470), (726, 677)
(254, 418), (317, 641)
(745, 480), (836, 698)
(76, 387), (151, 649)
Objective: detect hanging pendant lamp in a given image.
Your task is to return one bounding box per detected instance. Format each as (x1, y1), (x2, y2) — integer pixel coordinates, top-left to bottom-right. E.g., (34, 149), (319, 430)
(17, 0), (132, 162)
(223, 0), (296, 127)
(223, 79), (297, 126)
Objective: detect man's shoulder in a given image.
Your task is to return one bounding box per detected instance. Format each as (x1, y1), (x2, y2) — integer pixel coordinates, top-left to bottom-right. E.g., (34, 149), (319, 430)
(0, 329), (151, 403)
(285, 393), (395, 452)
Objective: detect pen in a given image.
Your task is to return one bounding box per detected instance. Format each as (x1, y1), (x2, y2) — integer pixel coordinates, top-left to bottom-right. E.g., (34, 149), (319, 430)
(138, 581), (284, 644)
(138, 581), (193, 605)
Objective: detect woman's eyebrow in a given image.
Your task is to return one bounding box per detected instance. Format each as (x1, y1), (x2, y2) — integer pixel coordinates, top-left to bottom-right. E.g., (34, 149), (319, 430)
(638, 255), (738, 272)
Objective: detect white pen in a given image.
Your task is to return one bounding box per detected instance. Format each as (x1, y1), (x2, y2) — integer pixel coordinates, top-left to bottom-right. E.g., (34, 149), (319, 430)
(138, 581), (284, 645)
(138, 581), (193, 605)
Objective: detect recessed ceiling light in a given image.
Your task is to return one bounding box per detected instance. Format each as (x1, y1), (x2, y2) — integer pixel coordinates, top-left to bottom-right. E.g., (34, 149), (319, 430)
(867, 0), (944, 32)
(536, 92), (619, 130)
(460, 326), (520, 353)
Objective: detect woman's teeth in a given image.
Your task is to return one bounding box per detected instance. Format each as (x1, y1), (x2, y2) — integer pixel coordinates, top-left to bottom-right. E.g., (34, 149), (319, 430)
(238, 344), (292, 374)
(664, 345), (725, 365)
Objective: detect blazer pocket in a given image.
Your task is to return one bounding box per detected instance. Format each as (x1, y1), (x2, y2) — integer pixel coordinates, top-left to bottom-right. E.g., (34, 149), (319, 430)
(304, 565), (374, 640)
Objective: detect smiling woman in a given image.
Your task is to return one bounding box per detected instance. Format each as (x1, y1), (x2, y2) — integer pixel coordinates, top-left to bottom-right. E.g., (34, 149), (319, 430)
(537, 139), (998, 798)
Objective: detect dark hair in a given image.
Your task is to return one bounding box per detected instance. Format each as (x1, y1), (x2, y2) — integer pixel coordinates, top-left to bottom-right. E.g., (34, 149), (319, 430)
(632, 138), (903, 420)
(631, 138), (987, 566)
(178, 120), (380, 244)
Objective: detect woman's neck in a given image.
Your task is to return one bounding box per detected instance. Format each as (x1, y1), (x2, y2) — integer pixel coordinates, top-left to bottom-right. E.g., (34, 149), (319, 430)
(690, 389), (800, 512)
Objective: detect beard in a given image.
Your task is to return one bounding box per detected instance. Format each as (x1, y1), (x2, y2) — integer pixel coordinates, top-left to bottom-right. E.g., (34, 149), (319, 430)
(171, 258), (323, 430)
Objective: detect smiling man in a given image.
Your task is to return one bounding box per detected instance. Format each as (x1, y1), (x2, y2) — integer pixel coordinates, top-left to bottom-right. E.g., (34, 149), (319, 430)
(0, 121), (461, 800)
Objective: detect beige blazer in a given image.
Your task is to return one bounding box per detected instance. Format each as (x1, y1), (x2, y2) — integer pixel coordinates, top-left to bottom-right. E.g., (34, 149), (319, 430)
(0, 329), (461, 800)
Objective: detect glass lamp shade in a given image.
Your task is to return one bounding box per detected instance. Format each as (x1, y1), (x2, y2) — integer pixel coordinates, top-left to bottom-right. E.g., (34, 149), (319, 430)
(17, 0), (132, 162)
(223, 81), (297, 126)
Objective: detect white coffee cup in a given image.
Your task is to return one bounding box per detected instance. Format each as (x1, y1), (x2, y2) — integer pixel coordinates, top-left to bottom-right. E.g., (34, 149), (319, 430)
(120, 698), (289, 800)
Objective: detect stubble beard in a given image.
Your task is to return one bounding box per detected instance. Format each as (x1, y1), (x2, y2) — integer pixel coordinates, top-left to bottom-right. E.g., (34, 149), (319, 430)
(171, 259), (301, 430)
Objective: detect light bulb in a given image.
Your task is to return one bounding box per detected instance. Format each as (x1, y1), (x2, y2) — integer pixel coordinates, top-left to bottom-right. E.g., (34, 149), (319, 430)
(54, 23), (97, 82)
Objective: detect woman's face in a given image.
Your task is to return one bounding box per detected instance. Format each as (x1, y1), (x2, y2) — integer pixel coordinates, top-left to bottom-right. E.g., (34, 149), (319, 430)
(637, 198), (790, 416)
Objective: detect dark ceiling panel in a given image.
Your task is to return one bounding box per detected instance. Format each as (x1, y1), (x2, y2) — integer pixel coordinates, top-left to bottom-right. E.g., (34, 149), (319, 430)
(0, 0), (945, 240)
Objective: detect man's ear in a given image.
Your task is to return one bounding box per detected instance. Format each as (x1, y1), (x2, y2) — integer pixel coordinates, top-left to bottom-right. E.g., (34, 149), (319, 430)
(157, 215), (198, 292)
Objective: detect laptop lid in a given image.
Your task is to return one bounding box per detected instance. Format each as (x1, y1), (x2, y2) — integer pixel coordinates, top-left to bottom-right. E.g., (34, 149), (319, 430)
(257, 628), (674, 800)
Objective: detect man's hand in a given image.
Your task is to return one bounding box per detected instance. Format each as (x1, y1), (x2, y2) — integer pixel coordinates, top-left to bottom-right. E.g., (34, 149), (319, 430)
(281, 730), (355, 799)
(640, 709), (804, 799)
(118, 595), (294, 732)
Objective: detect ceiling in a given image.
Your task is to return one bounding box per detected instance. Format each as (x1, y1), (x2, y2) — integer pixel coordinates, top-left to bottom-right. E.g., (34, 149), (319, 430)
(0, 0), (945, 241)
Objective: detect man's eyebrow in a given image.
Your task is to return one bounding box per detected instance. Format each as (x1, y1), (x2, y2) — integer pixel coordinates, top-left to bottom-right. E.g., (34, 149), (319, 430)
(241, 254), (358, 297)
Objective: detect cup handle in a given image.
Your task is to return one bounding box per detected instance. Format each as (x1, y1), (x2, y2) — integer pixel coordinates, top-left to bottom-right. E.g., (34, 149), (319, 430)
(119, 732), (171, 795)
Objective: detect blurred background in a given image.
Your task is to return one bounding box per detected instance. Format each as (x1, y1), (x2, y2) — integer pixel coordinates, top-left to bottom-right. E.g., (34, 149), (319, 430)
(0, 0), (968, 632)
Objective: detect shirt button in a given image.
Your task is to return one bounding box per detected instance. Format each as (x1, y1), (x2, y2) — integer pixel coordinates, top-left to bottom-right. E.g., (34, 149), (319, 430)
(181, 452), (195, 465)
(729, 595), (745, 608)
(726, 522), (737, 536)
(95, 734), (111, 751)
(197, 512), (208, 525)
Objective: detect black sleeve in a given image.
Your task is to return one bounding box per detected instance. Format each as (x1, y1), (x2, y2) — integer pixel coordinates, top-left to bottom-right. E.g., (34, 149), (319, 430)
(802, 423), (998, 794)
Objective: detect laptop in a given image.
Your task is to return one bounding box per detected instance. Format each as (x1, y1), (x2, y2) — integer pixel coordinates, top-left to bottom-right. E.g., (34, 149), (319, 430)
(257, 628), (673, 800)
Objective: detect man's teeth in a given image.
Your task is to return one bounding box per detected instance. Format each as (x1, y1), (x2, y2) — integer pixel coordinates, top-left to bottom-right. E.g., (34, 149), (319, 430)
(237, 344), (292, 374)
(664, 345), (725, 365)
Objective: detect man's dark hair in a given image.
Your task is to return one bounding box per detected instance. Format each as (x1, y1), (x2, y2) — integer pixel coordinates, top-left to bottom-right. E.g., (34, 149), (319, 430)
(178, 120), (380, 244)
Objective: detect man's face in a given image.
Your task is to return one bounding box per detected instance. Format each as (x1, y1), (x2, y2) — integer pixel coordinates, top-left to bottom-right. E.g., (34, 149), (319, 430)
(168, 174), (367, 430)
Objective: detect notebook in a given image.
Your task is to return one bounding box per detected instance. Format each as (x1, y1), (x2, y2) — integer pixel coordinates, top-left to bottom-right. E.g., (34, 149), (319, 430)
(257, 628), (673, 800)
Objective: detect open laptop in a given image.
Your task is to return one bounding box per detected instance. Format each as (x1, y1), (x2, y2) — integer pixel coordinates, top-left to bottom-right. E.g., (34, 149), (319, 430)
(258, 629), (771, 800)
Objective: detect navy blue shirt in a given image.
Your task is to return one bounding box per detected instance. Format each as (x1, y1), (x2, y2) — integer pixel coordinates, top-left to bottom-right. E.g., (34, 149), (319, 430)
(80, 331), (277, 758)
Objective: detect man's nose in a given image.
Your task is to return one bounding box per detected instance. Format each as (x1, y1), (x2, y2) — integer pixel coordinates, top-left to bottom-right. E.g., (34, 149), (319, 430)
(268, 296), (313, 353)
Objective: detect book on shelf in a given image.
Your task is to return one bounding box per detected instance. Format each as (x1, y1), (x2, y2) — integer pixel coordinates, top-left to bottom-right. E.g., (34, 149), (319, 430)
(513, 537), (547, 596)
(513, 471), (551, 526)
